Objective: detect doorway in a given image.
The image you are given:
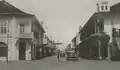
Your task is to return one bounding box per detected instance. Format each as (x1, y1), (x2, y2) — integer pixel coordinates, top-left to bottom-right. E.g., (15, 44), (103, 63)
(19, 42), (26, 60)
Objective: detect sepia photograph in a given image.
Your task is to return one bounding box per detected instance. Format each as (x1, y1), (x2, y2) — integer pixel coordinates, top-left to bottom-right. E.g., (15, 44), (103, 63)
(0, 0), (120, 70)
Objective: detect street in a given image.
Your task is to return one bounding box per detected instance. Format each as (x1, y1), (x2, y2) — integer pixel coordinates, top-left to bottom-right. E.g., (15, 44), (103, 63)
(0, 56), (120, 70)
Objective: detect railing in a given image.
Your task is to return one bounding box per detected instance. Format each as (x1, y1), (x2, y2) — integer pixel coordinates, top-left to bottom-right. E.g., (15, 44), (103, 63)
(19, 32), (33, 38)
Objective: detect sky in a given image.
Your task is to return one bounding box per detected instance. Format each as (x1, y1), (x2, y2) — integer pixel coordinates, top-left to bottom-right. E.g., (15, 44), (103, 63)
(5, 0), (120, 45)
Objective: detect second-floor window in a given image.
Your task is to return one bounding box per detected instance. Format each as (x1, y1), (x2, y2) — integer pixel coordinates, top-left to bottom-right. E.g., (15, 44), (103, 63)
(20, 24), (25, 33)
(101, 5), (104, 10)
(112, 28), (120, 37)
(0, 21), (7, 34)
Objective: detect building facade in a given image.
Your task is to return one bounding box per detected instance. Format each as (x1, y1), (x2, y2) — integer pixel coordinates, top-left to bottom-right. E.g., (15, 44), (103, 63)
(43, 35), (54, 57)
(78, 1), (120, 60)
(0, 0), (45, 61)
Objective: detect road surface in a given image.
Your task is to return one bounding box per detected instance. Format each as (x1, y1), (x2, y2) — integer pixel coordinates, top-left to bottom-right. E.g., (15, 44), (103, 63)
(1, 55), (120, 70)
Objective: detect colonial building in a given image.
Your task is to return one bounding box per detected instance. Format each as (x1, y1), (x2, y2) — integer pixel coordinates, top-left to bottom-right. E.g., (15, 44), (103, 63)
(80, 1), (120, 43)
(71, 25), (82, 48)
(35, 21), (45, 59)
(78, 1), (120, 60)
(43, 35), (54, 57)
(0, 0), (45, 61)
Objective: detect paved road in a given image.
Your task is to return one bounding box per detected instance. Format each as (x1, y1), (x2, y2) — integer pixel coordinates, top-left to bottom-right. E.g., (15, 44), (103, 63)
(1, 56), (120, 70)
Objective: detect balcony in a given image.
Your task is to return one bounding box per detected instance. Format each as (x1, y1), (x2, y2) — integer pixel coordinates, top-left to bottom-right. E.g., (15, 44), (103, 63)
(19, 32), (33, 39)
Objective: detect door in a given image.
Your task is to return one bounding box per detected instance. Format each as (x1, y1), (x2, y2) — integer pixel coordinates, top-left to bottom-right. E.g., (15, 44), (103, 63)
(19, 42), (26, 60)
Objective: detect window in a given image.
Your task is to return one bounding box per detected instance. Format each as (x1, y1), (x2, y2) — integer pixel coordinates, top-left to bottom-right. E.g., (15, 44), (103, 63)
(101, 5), (104, 10)
(99, 19), (104, 31)
(119, 29), (120, 36)
(105, 5), (108, 10)
(20, 24), (25, 33)
(112, 28), (120, 37)
(0, 21), (7, 34)
(112, 28), (116, 37)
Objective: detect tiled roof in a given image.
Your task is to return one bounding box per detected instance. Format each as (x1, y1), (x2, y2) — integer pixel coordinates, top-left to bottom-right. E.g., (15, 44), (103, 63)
(0, 0), (33, 16)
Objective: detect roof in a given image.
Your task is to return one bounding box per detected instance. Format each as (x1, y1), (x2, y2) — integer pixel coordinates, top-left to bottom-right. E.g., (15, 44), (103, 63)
(32, 16), (45, 33)
(80, 11), (120, 34)
(0, 0), (33, 16)
(110, 2), (120, 8)
(80, 2), (120, 34)
(39, 22), (45, 33)
(78, 2), (120, 41)
(71, 36), (76, 42)
(110, 2), (120, 13)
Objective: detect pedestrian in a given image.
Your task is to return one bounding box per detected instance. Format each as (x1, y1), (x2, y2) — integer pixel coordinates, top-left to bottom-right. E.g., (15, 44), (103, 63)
(57, 49), (60, 61)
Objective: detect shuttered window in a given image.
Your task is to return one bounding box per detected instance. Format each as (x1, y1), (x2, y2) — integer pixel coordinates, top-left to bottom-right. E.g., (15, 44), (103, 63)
(98, 19), (104, 31)
(0, 21), (7, 34)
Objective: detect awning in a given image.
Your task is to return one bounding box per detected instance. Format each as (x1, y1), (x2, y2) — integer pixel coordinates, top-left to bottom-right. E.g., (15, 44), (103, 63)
(97, 32), (110, 40)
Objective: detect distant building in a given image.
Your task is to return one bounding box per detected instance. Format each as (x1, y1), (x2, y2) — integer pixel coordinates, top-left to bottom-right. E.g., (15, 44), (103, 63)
(76, 25), (82, 46)
(71, 37), (76, 48)
(42, 34), (55, 57)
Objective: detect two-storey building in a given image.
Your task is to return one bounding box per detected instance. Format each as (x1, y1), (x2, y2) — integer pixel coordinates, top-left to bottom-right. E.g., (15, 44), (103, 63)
(0, 0), (44, 61)
(35, 21), (45, 59)
(43, 35), (53, 57)
(78, 1), (120, 60)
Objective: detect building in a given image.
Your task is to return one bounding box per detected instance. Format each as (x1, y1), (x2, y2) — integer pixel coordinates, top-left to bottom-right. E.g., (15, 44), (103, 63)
(42, 34), (54, 57)
(76, 32), (81, 46)
(78, 1), (120, 60)
(0, 0), (44, 61)
(35, 20), (45, 59)
(71, 37), (76, 48)
(80, 1), (120, 43)
(71, 25), (82, 48)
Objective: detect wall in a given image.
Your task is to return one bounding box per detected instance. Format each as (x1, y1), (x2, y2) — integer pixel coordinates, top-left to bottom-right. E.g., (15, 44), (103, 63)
(104, 14), (120, 43)
(0, 17), (18, 61)
(76, 33), (81, 46)
(104, 19), (113, 42)
(26, 42), (31, 60)
(0, 16), (33, 61)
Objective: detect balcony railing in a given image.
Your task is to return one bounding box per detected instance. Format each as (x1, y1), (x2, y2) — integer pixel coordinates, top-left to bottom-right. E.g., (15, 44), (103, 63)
(19, 32), (33, 38)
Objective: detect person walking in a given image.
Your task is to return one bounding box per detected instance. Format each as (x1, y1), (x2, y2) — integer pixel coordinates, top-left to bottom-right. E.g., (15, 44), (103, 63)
(57, 49), (60, 61)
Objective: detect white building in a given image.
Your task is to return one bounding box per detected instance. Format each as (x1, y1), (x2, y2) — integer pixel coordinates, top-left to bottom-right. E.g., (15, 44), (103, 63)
(0, 0), (44, 61)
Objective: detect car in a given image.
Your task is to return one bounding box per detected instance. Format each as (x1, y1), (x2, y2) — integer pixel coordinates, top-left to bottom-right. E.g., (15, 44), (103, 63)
(60, 51), (66, 57)
(66, 50), (79, 61)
